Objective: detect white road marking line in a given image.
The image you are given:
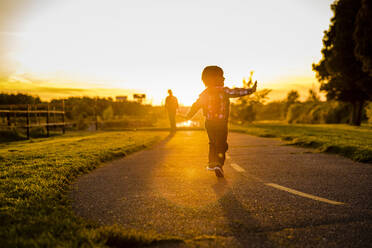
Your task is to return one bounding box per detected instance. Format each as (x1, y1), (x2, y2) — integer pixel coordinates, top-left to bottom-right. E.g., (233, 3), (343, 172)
(265, 183), (345, 205)
(231, 163), (245, 172)
(226, 157), (342, 205)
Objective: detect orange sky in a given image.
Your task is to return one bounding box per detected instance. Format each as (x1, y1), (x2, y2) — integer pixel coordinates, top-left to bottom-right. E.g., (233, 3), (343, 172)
(0, 0), (334, 105)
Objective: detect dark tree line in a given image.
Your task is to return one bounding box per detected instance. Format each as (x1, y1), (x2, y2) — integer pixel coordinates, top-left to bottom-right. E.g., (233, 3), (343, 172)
(0, 93), (154, 121)
(230, 87), (364, 125)
(0, 93), (41, 105)
(313, 0), (372, 126)
(50, 97), (152, 121)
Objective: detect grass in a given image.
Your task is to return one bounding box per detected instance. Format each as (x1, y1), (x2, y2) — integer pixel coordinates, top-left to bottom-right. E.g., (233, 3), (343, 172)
(0, 131), (183, 247)
(231, 122), (372, 163)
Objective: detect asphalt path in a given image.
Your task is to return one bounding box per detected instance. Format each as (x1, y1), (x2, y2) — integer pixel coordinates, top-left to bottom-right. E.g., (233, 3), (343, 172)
(71, 131), (372, 247)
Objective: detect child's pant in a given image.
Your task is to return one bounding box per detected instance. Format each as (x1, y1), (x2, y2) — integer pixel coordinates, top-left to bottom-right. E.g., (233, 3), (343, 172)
(205, 120), (228, 166)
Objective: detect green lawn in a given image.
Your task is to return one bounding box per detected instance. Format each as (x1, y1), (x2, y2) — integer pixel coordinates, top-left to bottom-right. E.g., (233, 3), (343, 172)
(0, 131), (183, 247)
(231, 122), (372, 163)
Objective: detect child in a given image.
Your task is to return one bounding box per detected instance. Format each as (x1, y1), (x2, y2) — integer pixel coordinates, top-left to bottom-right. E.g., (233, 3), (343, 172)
(186, 66), (257, 177)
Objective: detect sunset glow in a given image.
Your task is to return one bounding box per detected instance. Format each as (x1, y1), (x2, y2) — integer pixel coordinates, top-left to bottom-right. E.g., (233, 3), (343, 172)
(177, 120), (200, 128)
(1, 0), (334, 105)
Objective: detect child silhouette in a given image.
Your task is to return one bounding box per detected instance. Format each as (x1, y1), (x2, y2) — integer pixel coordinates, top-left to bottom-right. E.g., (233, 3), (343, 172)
(186, 66), (257, 177)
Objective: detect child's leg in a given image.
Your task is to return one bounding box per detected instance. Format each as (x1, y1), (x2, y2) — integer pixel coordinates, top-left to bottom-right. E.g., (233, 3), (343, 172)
(206, 121), (228, 166)
(205, 121), (219, 165)
(215, 127), (228, 166)
(206, 126), (218, 164)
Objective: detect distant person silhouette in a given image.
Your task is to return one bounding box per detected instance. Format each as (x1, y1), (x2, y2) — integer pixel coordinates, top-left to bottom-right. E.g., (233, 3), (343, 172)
(165, 89), (178, 132)
(186, 66), (257, 177)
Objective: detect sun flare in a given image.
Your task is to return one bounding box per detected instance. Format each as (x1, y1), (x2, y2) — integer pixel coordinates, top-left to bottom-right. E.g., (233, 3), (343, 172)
(177, 120), (200, 128)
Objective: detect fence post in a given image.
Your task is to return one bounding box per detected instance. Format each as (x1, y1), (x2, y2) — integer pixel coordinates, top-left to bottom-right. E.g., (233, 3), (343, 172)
(9, 105), (14, 127)
(7, 111), (10, 126)
(46, 103), (50, 137)
(62, 100), (65, 134)
(26, 104), (30, 139)
(53, 106), (56, 124)
(36, 105), (40, 125)
(13, 105), (16, 126)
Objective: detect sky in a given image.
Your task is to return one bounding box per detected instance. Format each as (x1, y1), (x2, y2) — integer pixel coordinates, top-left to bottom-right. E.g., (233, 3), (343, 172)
(0, 0), (335, 105)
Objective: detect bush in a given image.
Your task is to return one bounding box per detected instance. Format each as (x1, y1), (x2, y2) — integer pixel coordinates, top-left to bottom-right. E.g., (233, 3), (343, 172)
(102, 106), (114, 120)
(286, 101), (351, 124)
(100, 117), (155, 129)
(256, 101), (286, 120)
(323, 101), (351, 123)
(76, 115), (89, 130)
(0, 128), (24, 142)
(286, 103), (308, 123)
(29, 126), (47, 138)
(366, 102), (372, 123)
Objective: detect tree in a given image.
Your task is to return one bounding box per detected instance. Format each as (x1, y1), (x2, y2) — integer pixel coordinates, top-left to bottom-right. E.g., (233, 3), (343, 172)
(0, 93), (41, 105)
(255, 101), (286, 121)
(284, 90), (300, 116)
(354, 0), (372, 76)
(230, 73), (271, 123)
(312, 0), (371, 126)
(286, 90), (300, 104)
(306, 88), (320, 102)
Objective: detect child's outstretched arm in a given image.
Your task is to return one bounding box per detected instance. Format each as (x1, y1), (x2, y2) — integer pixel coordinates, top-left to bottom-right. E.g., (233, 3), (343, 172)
(185, 98), (202, 120)
(226, 81), (257, 98)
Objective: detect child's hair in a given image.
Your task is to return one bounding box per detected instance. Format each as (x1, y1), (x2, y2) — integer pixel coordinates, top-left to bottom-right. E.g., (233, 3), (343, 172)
(201, 66), (223, 87)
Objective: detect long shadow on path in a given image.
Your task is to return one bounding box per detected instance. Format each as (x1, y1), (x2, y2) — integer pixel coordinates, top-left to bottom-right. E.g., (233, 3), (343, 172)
(213, 178), (278, 248)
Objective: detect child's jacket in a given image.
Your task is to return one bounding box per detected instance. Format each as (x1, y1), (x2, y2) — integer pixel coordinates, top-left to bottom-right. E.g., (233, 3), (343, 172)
(187, 86), (254, 121)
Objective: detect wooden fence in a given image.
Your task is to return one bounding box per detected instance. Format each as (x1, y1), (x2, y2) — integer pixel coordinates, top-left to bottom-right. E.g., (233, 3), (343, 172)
(0, 102), (66, 139)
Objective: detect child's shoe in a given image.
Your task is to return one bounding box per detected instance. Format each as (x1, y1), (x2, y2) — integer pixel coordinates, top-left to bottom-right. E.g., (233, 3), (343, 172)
(214, 165), (224, 178)
(207, 162), (219, 171)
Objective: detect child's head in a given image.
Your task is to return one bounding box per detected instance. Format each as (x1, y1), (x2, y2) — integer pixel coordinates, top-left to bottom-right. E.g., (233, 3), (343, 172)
(201, 66), (225, 87)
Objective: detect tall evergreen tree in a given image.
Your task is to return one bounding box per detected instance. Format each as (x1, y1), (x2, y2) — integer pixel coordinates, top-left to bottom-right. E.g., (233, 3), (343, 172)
(313, 0), (371, 126)
(354, 0), (372, 76)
